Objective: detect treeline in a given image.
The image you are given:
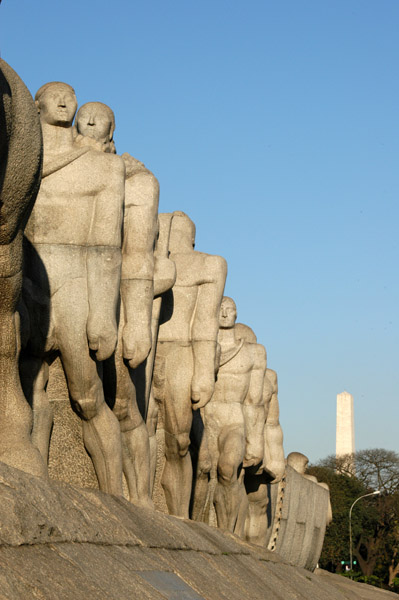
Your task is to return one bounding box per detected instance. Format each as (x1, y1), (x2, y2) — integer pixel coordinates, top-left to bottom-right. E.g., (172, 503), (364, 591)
(308, 449), (399, 593)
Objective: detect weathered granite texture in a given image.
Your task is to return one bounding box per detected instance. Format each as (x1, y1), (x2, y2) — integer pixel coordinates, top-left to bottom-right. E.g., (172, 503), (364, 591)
(76, 101), (159, 509)
(153, 211), (227, 518)
(0, 59), (46, 478)
(194, 298), (266, 536)
(21, 82), (125, 496)
(0, 462), (395, 600)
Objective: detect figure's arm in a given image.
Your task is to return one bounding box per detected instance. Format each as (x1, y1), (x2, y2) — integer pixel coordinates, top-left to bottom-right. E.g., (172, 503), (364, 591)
(153, 213), (176, 297)
(264, 368), (285, 480)
(121, 170), (159, 368)
(191, 255), (227, 409)
(86, 154), (124, 361)
(243, 344), (266, 468)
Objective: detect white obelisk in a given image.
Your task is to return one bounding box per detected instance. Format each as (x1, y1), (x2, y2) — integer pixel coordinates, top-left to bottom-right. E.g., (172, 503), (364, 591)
(336, 391), (355, 472)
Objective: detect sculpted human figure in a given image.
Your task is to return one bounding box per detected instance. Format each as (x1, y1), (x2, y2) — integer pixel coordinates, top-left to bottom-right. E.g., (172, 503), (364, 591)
(140, 213), (176, 493)
(232, 323), (285, 545)
(202, 298), (266, 533)
(287, 452), (333, 526)
(74, 101), (174, 506)
(0, 59), (46, 477)
(21, 83), (125, 495)
(152, 212), (227, 518)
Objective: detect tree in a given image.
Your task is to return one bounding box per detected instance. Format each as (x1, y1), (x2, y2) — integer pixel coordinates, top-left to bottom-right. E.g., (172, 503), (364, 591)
(309, 449), (399, 591)
(317, 449), (399, 494)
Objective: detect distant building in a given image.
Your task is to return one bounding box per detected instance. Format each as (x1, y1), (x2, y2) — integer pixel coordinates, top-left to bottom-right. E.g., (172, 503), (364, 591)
(336, 391), (355, 474)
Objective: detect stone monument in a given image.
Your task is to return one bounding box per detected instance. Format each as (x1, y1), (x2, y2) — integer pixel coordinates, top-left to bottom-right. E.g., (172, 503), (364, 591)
(199, 298), (266, 534)
(21, 82), (125, 495)
(336, 390), (355, 467)
(75, 101), (159, 508)
(152, 211), (227, 518)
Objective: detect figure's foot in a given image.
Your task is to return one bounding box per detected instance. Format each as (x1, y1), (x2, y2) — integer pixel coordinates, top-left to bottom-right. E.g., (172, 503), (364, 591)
(131, 496), (154, 511)
(0, 441), (48, 478)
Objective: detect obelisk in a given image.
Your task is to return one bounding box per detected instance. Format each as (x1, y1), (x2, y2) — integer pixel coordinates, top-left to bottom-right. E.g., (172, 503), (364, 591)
(336, 391), (355, 471)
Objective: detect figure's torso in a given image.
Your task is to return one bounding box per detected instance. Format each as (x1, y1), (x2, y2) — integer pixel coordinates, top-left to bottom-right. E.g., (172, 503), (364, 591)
(26, 151), (123, 248)
(158, 251), (216, 342)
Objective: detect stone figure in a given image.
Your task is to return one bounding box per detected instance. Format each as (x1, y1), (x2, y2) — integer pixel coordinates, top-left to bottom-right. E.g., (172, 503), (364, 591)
(152, 212), (227, 518)
(202, 298), (266, 533)
(231, 323), (285, 546)
(75, 101), (160, 507)
(21, 83), (125, 495)
(287, 452), (333, 526)
(141, 213), (176, 493)
(263, 368), (285, 481)
(0, 59), (46, 477)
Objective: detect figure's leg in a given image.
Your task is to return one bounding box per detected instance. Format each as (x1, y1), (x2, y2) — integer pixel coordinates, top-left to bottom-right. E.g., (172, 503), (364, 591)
(190, 408), (212, 521)
(0, 270), (46, 477)
(104, 341), (153, 508)
(55, 282), (123, 496)
(20, 354), (52, 463)
(104, 347), (153, 508)
(213, 426), (245, 531)
(243, 470), (269, 545)
(146, 387), (159, 495)
(160, 344), (194, 518)
(234, 467), (249, 539)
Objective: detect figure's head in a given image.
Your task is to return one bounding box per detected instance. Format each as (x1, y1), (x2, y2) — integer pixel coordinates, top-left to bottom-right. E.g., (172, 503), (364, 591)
(286, 452), (309, 475)
(219, 297), (237, 329)
(35, 82), (77, 127)
(235, 322), (257, 343)
(168, 211), (196, 252)
(76, 102), (115, 152)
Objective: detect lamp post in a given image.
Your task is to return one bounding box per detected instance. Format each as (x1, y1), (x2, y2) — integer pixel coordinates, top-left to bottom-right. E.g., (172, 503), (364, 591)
(349, 490), (381, 577)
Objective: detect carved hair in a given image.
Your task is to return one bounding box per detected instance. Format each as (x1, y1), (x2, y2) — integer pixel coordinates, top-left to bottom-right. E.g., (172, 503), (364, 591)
(35, 81), (76, 103)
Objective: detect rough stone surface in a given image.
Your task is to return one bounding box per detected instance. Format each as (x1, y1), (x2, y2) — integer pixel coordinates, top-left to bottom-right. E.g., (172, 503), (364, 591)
(153, 211), (227, 518)
(21, 82), (126, 496)
(0, 461), (395, 600)
(0, 59), (46, 478)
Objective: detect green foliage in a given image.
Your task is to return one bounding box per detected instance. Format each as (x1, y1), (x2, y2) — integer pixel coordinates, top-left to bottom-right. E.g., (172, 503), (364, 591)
(308, 449), (399, 592)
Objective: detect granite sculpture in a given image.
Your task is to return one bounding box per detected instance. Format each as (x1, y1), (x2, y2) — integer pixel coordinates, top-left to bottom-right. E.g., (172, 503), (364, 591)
(200, 298), (266, 534)
(0, 59), (46, 478)
(142, 212), (176, 493)
(21, 83), (125, 495)
(75, 101), (159, 508)
(152, 211), (227, 518)
(1, 65), (333, 575)
(287, 451), (333, 526)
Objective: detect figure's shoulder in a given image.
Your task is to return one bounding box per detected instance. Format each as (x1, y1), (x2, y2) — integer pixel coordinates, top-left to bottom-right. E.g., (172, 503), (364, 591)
(81, 147), (125, 173)
(265, 368), (278, 390)
(253, 342), (267, 364)
(199, 252), (227, 274)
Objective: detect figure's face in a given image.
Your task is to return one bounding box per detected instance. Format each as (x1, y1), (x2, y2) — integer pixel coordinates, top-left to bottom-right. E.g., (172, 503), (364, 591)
(37, 84), (77, 127)
(219, 298), (237, 329)
(76, 103), (112, 142)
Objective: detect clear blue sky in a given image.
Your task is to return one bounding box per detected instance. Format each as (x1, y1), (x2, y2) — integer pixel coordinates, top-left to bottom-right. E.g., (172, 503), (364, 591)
(1, 1), (398, 462)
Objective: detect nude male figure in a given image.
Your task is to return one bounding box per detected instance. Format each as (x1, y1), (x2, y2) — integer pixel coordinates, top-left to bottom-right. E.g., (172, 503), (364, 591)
(75, 101), (160, 506)
(152, 212), (227, 518)
(22, 83), (124, 495)
(203, 298), (266, 533)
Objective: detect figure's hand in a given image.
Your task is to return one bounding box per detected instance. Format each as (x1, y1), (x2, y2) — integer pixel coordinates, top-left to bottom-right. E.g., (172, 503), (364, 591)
(243, 445), (264, 470)
(191, 372), (215, 410)
(122, 326), (151, 369)
(87, 319), (117, 361)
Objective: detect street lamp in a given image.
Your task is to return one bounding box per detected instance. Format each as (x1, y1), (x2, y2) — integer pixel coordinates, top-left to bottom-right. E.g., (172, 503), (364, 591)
(349, 490), (381, 577)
